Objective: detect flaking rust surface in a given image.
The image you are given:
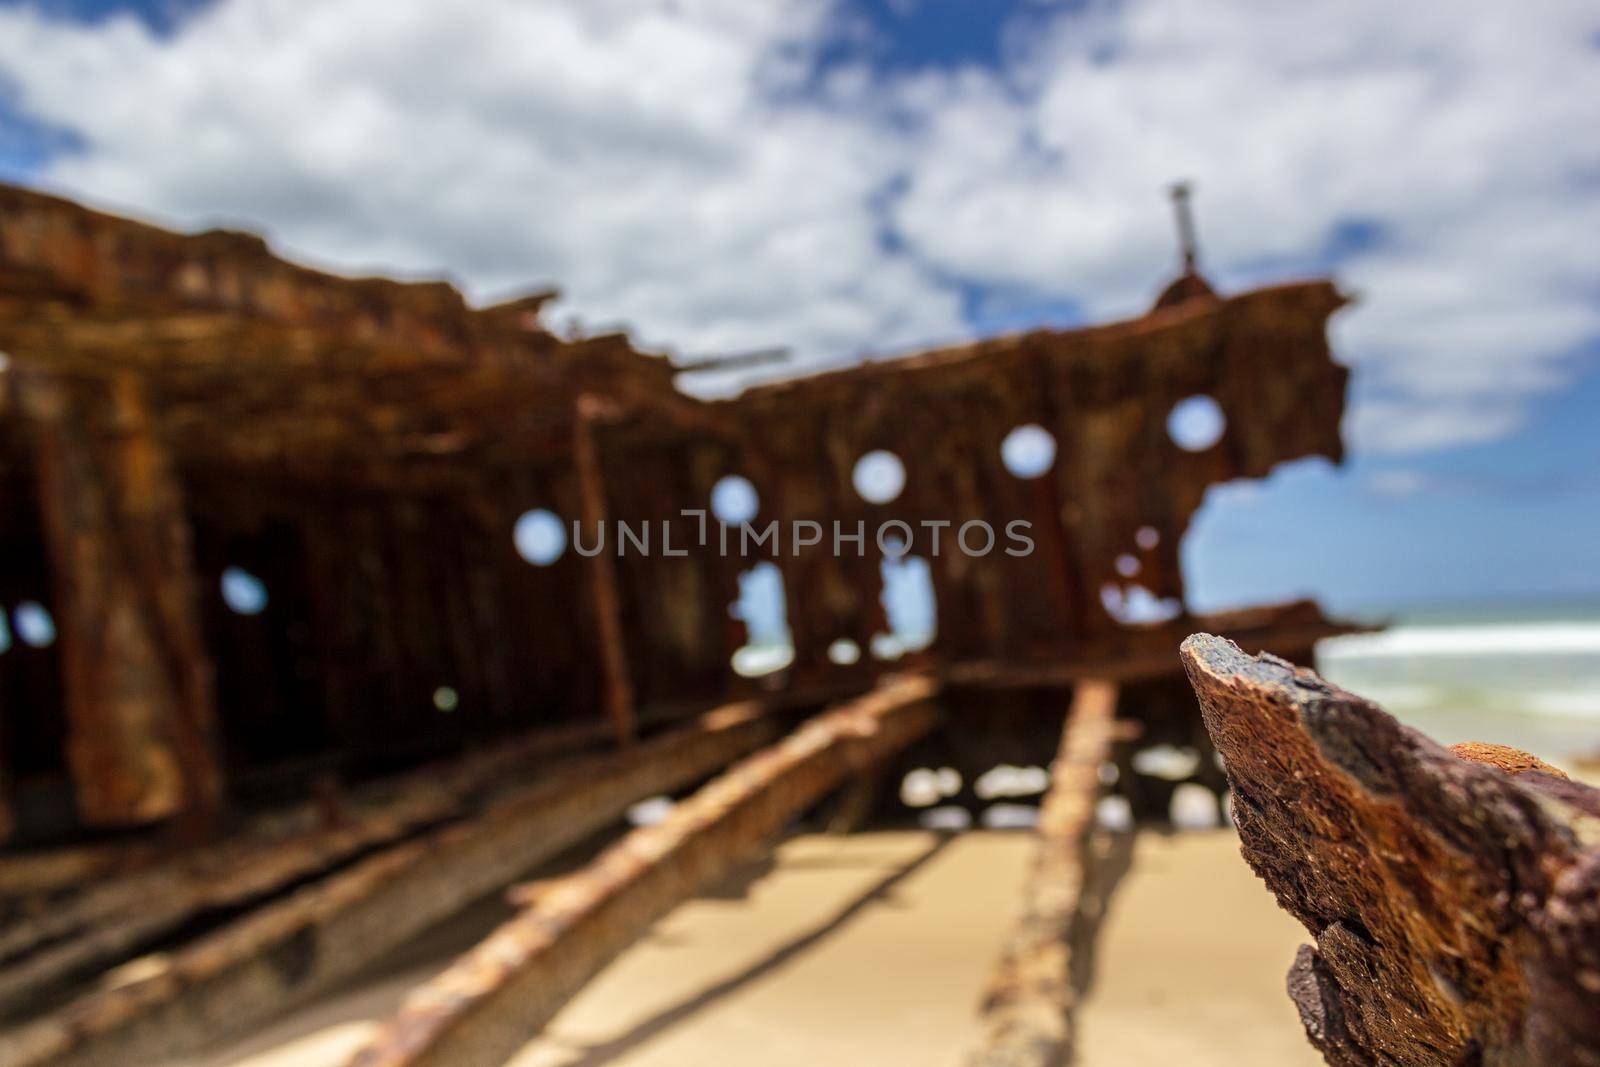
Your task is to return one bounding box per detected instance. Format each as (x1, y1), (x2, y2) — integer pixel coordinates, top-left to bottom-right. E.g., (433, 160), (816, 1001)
(1180, 633), (1600, 1067)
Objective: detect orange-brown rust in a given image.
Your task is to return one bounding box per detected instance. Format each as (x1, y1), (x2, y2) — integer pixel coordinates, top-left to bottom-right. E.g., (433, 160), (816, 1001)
(16, 371), (212, 826)
(1449, 740), (1569, 779)
(1183, 635), (1600, 1066)
(572, 394), (636, 747)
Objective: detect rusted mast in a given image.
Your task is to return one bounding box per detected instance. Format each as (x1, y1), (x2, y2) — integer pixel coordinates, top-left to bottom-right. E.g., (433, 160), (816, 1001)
(1154, 180), (1217, 309)
(1169, 180), (1201, 273)
(572, 393), (636, 747)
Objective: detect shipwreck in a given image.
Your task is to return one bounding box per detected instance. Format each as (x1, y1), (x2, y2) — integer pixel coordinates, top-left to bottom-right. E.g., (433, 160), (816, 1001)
(0, 181), (1404, 1066)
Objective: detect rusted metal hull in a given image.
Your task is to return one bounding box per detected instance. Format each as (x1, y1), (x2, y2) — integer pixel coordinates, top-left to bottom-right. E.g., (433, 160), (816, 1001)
(0, 182), (1354, 840)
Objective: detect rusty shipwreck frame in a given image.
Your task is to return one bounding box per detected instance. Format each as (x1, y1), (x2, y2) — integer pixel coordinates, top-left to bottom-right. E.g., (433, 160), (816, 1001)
(0, 182), (1360, 1065)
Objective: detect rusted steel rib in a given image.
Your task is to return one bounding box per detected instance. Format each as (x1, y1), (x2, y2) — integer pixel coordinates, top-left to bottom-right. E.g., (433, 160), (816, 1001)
(0, 703), (779, 1067)
(0, 841), (164, 902)
(0, 715), (629, 1013)
(1182, 634), (1600, 1067)
(572, 393), (635, 747)
(944, 599), (1360, 692)
(345, 674), (941, 1067)
(969, 679), (1120, 1067)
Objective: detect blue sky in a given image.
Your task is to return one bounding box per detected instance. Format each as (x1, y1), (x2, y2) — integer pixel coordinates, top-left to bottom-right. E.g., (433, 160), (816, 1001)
(1, 0), (1597, 615)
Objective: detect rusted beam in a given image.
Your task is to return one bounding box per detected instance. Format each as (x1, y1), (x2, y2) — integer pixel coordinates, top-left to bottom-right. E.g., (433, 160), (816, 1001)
(0, 719), (605, 1018)
(969, 679), (1120, 1067)
(0, 716), (11, 844)
(105, 374), (223, 832)
(1, 702), (780, 1067)
(573, 394), (635, 747)
(825, 765), (885, 835)
(16, 372), (221, 827)
(944, 600), (1361, 692)
(1182, 634), (1600, 1066)
(672, 346), (790, 374)
(0, 841), (162, 902)
(0, 710), (621, 916)
(345, 674), (942, 1067)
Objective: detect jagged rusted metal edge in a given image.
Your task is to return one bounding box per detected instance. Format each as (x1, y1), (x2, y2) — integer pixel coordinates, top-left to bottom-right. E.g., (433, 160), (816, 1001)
(1181, 633), (1600, 1067)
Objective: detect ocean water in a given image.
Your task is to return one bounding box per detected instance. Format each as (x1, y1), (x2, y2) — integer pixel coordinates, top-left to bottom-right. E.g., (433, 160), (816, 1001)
(1315, 599), (1600, 769)
(734, 600), (1600, 770)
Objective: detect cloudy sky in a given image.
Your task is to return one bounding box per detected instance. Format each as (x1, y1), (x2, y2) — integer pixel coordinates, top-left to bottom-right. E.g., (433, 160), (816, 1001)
(1, 0), (1596, 612)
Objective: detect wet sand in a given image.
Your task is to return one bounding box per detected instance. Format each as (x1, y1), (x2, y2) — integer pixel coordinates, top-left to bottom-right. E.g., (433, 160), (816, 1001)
(164, 829), (1317, 1067)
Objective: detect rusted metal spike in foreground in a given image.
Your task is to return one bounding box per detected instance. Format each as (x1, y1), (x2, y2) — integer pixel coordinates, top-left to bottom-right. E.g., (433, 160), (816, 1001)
(1180, 634), (1600, 1067)
(345, 675), (940, 1067)
(969, 678), (1121, 1067)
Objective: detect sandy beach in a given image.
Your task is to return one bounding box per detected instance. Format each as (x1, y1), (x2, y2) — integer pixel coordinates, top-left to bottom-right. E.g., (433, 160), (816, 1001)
(162, 827), (1318, 1067)
(1074, 831), (1322, 1066)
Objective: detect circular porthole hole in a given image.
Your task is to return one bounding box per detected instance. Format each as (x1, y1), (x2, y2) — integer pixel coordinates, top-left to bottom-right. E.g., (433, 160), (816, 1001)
(1000, 424), (1057, 478)
(220, 566), (268, 615)
(13, 601), (54, 648)
(827, 638), (862, 666)
(1167, 395), (1226, 452)
(852, 450), (905, 505)
(710, 475), (759, 525)
(514, 509), (567, 565)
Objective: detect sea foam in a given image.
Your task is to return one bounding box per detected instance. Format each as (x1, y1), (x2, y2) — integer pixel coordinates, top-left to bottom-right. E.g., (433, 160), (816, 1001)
(1319, 623), (1600, 659)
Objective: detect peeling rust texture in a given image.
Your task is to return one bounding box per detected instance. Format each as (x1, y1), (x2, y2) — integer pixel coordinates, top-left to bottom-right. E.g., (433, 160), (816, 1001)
(969, 678), (1119, 1067)
(1182, 634), (1600, 1067)
(343, 675), (940, 1067)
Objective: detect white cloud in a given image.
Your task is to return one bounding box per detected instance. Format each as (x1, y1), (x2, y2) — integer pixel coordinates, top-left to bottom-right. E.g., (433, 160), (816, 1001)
(1346, 397), (1527, 454)
(886, 0), (1600, 453)
(0, 0), (968, 373)
(0, 0), (1596, 446)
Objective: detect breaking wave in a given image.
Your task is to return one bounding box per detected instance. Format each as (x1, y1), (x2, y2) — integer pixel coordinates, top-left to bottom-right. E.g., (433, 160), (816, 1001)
(1318, 623), (1600, 659)
(1313, 614), (1600, 760)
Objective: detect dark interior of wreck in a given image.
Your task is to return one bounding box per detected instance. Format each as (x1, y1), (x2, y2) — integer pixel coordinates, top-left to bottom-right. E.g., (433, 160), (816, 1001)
(0, 181), (1365, 1067)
